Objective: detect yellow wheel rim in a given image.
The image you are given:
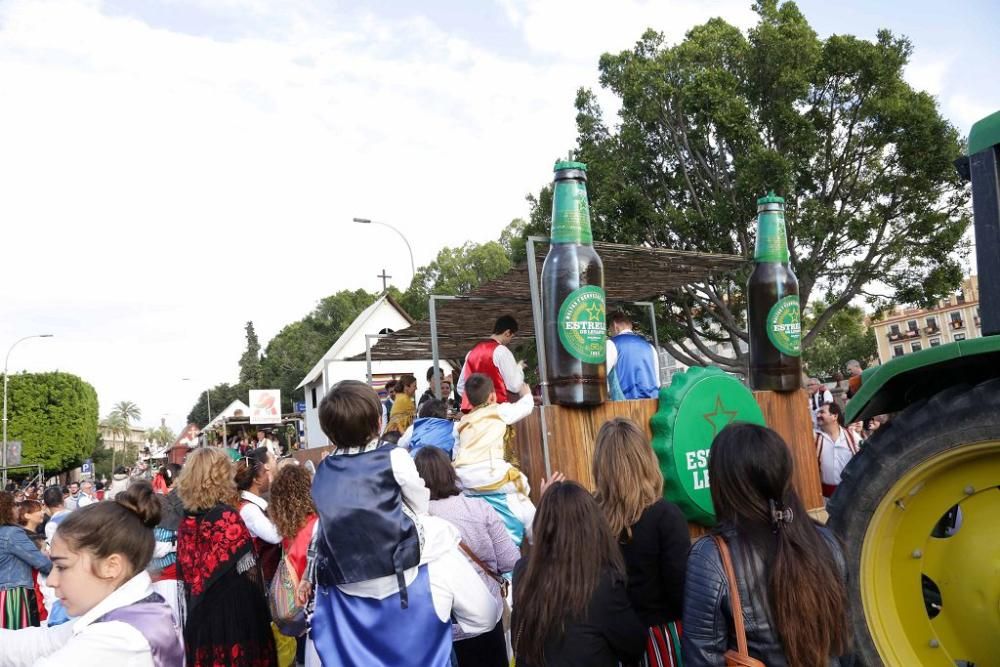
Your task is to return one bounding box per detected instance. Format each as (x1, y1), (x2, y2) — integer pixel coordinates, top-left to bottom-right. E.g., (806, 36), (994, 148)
(860, 440), (1000, 666)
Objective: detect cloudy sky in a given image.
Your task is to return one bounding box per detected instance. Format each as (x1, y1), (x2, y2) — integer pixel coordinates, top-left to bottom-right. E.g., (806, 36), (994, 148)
(1, 0), (997, 434)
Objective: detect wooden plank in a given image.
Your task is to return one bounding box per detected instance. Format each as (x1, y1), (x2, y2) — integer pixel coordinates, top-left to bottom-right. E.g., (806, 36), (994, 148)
(513, 389), (823, 540)
(753, 388), (825, 511)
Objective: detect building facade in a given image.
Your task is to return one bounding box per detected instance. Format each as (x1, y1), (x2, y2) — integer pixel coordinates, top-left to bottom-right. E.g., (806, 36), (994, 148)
(871, 276), (982, 363)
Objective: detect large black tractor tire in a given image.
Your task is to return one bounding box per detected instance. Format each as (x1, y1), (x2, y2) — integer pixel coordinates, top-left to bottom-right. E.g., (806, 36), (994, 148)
(827, 377), (1000, 667)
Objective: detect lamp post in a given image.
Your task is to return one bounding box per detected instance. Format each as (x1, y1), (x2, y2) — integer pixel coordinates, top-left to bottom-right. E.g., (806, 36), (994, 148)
(181, 379), (212, 423)
(353, 217), (417, 281)
(3, 334), (54, 488)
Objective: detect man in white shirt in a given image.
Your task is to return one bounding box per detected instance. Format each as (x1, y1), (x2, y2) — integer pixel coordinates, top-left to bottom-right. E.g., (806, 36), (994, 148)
(456, 315), (525, 412)
(76, 481), (98, 508)
(815, 402), (859, 499)
(806, 377), (834, 426)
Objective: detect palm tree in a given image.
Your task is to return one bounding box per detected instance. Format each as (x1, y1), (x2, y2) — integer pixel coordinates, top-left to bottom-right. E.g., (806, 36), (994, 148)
(104, 413), (126, 474)
(109, 400), (141, 470)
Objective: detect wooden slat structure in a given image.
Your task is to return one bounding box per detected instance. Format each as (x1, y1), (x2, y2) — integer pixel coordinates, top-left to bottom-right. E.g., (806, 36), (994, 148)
(347, 241), (746, 362)
(514, 388), (823, 537)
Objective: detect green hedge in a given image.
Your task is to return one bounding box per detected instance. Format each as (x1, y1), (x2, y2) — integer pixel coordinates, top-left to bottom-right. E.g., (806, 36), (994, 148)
(4, 371), (99, 474)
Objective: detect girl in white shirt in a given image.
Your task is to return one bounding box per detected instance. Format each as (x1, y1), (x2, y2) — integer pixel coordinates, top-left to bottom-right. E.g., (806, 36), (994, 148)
(0, 482), (183, 666)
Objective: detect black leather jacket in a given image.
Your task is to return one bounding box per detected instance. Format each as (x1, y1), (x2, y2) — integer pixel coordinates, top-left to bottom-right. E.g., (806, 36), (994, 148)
(681, 525), (848, 666)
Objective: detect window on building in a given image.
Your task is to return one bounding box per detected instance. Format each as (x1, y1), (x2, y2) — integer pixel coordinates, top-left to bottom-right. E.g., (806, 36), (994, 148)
(929, 338), (941, 347)
(957, 290), (966, 305)
(925, 316), (938, 329)
(907, 320), (918, 333)
(950, 311), (964, 327)
(911, 342), (922, 352)
(892, 344), (905, 358)
(889, 324), (901, 336)
(311, 386), (318, 409)
(954, 333), (966, 341)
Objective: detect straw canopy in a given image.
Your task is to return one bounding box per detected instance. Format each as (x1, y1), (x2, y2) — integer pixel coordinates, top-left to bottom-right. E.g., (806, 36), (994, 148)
(349, 240), (746, 362)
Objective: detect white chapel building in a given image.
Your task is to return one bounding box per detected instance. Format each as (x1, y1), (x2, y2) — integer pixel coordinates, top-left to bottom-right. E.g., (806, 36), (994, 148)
(296, 294), (454, 448)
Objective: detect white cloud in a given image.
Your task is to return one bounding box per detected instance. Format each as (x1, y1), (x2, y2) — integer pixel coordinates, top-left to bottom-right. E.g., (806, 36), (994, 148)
(904, 53), (953, 97)
(500, 0), (757, 61)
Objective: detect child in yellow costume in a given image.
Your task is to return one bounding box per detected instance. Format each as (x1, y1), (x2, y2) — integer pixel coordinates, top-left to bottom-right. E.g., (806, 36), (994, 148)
(453, 373), (536, 544)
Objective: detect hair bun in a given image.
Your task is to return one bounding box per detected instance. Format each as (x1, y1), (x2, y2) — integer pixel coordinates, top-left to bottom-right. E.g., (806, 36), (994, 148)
(116, 481), (161, 528)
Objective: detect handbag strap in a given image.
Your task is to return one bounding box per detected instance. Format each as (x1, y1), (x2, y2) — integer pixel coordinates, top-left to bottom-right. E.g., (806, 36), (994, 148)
(713, 535), (751, 657)
(458, 541), (506, 586)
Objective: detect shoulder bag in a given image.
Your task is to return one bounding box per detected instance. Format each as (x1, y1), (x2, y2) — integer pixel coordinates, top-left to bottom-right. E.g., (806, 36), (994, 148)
(269, 551), (308, 637)
(458, 541), (510, 598)
(712, 535), (766, 667)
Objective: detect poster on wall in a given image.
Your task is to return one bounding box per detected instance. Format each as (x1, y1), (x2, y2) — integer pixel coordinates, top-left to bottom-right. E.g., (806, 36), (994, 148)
(250, 389), (282, 424)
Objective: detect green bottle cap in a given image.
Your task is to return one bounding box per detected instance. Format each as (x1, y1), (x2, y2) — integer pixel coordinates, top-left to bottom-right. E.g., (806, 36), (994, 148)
(757, 190), (784, 206)
(554, 160), (587, 172)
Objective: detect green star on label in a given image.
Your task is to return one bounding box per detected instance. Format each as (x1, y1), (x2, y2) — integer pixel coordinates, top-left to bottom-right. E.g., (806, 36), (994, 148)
(702, 396), (738, 437)
(557, 285), (606, 363)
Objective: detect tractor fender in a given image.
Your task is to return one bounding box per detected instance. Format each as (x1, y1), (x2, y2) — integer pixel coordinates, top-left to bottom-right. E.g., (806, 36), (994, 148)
(845, 336), (1000, 424)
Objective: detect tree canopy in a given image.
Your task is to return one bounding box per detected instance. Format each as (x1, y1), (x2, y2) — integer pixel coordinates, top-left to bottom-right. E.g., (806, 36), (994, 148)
(3, 371), (99, 474)
(802, 300), (878, 378)
(397, 241), (513, 320)
(238, 322), (264, 389)
(521, 0), (969, 373)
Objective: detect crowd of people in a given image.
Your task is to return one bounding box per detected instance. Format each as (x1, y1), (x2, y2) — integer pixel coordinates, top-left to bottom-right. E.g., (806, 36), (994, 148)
(0, 315), (870, 666)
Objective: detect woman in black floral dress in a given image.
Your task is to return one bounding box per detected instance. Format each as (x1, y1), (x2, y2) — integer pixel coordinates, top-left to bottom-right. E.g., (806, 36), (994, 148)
(175, 447), (276, 667)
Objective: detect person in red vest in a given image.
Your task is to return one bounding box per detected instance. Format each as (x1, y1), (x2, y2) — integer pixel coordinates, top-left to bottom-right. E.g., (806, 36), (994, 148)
(457, 315), (525, 412)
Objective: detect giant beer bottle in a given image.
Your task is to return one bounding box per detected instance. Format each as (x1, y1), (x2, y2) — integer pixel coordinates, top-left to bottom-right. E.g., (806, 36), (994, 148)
(541, 161), (607, 406)
(747, 191), (801, 391)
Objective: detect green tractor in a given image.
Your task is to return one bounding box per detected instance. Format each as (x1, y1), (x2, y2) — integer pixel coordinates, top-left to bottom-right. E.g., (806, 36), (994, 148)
(828, 111), (1000, 666)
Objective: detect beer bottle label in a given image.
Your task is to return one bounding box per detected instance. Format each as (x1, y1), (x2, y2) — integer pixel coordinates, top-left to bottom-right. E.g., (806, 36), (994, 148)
(551, 180), (594, 244)
(766, 295), (801, 356)
(754, 211), (789, 263)
(557, 285), (607, 362)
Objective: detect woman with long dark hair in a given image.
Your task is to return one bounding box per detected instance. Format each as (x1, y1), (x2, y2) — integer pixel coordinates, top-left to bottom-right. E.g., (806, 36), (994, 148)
(682, 423), (850, 666)
(414, 446), (519, 667)
(512, 481), (645, 667)
(592, 418), (688, 667)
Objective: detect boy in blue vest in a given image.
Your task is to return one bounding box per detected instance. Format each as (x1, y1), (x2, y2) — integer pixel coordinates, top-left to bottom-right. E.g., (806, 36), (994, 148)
(304, 380), (497, 667)
(399, 399), (458, 459)
(607, 311), (661, 400)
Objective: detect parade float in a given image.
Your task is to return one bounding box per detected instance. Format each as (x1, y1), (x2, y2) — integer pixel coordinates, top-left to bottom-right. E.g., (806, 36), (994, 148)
(356, 110), (1000, 667)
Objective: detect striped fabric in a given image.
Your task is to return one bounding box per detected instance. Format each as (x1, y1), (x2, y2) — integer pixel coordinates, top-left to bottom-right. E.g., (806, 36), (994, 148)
(0, 586), (40, 629)
(636, 621), (683, 667)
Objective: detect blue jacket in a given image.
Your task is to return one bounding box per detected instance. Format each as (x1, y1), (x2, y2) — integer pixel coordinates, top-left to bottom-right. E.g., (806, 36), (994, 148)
(0, 525), (52, 589)
(611, 332), (659, 399)
(408, 418), (456, 458)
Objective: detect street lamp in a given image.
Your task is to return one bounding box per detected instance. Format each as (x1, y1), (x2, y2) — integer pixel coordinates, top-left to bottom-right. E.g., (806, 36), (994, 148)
(353, 217), (417, 281)
(3, 334), (54, 487)
(181, 379), (213, 423)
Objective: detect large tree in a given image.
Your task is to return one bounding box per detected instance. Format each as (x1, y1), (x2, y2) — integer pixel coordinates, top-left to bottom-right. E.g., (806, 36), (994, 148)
(399, 241), (513, 320)
(3, 372), (99, 474)
(523, 0), (969, 373)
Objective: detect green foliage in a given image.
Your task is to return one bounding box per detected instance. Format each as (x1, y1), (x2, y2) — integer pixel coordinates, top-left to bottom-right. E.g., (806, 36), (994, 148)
(238, 322), (264, 389)
(91, 437), (113, 481)
(146, 425), (176, 448)
(186, 382), (246, 428)
(522, 1), (970, 373)
(259, 289), (380, 413)
(398, 241), (513, 319)
(188, 290), (382, 421)
(802, 301), (878, 379)
(3, 372), (99, 474)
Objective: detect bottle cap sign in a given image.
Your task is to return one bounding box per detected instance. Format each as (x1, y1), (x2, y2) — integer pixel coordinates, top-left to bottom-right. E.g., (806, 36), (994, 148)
(650, 367), (765, 525)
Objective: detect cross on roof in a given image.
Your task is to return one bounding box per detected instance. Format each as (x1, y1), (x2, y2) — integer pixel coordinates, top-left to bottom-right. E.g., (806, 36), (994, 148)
(377, 269), (392, 291)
